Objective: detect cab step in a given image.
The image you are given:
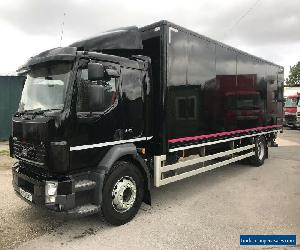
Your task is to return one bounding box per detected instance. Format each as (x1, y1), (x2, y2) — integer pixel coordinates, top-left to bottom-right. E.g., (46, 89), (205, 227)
(74, 179), (96, 192)
(67, 204), (100, 216)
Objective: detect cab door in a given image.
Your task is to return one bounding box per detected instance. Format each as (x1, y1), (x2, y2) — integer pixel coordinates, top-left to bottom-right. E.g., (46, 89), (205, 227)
(119, 67), (146, 139)
(70, 61), (122, 170)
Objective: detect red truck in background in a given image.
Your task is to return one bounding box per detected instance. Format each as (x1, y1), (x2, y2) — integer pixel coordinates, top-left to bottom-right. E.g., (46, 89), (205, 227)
(204, 74), (264, 131)
(283, 92), (300, 128)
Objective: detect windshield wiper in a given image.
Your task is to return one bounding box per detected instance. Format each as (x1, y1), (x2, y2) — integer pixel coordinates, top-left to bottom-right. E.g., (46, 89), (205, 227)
(15, 108), (43, 117)
(33, 108), (62, 115)
(19, 108), (42, 114)
(19, 108), (62, 116)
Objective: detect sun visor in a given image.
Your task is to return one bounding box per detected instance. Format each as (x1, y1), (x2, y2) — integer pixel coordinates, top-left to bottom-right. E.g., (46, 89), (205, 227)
(69, 26), (143, 51)
(17, 47), (77, 73)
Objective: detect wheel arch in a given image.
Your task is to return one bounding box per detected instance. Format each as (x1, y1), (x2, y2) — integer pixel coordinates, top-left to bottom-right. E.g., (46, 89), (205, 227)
(97, 143), (151, 205)
(118, 154), (151, 205)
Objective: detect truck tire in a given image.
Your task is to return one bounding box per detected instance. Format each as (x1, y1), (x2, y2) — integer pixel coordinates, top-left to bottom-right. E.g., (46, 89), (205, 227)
(101, 161), (144, 225)
(250, 136), (266, 167)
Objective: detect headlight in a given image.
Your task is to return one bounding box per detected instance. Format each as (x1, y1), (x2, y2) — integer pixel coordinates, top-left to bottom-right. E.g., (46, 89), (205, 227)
(45, 196), (56, 203)
(45, 181), (58, 203)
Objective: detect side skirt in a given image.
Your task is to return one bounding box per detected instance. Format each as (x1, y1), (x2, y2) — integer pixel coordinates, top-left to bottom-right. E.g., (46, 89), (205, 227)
(153, 129), (279, 187)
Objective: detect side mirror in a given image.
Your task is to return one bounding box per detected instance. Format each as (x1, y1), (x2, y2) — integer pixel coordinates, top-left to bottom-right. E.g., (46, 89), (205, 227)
(86, 84), (105, 112)
(88, 63), (105, 81)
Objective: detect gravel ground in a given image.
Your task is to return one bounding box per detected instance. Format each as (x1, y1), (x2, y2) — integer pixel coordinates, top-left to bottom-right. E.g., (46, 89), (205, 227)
(0, 141), (15, 170)
(1, 129), (300, 250)
(0, 141), (64, 249)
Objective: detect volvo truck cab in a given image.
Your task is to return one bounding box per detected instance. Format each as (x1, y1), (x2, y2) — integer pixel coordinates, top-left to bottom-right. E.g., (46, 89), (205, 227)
(11, 46), (152, 225)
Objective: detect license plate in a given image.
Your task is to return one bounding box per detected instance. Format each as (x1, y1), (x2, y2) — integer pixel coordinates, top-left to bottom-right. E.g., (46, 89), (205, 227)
(19, 187), (33, 202)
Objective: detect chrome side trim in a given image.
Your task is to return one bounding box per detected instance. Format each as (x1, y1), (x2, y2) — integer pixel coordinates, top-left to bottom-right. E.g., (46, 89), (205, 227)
(70, 136), (153, 151)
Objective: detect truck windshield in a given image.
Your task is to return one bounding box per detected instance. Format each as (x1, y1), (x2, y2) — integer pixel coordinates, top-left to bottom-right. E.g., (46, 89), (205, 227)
(285, 97), (298, 107)
(226, 94), (262, 110)
(237, 95), (261, 109)
(19, 61), (73, 112)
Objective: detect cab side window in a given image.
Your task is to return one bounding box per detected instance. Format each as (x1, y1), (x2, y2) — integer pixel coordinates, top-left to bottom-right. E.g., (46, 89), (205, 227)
(76, 68), (117, 112)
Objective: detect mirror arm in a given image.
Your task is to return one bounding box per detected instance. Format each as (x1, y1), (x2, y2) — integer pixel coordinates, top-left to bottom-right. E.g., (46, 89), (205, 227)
(106, 69), (120, 78)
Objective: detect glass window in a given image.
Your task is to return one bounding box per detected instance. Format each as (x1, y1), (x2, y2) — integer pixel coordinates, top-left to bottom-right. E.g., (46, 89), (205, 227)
(19, 61), (72, 112)
(285, 97), (298, 108)
(77, 68), (117, 112)
(186, 97), (196, 118)
(226, 94), (262, 110)
(177, 98), (186, 119)
(236, 94), (261, 109)
(176, 96), (196, 120)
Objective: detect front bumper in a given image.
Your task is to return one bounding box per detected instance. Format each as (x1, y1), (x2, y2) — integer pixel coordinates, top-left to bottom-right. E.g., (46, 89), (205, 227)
(12, 163), (102, 215)
(283, 115), (300, 127)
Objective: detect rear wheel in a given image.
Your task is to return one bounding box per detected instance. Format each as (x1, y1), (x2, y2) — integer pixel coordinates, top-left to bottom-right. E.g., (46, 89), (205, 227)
(101, 161), (144, 225)
(250, 136), (267, 167)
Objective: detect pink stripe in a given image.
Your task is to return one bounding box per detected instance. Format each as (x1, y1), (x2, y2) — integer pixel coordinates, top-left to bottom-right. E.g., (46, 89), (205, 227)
(168, 125), (281, 143)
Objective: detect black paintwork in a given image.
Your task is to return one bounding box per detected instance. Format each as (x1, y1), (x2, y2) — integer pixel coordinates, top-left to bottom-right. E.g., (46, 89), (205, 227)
(139, 21), (283, 154)
(18, 47), (76, 72)
(164, 22), (283, 143)
(69, 54), (151, 171)
(11, 20), (283, 213)
(69, 26), (143, 51)
(12, 49), (152, 173)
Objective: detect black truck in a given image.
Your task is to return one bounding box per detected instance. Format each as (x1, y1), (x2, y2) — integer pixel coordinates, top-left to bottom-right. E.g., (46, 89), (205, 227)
(11, 21), (284, 225)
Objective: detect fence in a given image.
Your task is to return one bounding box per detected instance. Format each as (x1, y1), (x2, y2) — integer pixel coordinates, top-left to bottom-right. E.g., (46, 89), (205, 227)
(0, 76), (25, 140)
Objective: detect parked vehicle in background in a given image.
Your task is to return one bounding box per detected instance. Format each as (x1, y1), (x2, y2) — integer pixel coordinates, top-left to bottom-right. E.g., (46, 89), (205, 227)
(284, 87), (300, 98)
(283, 89), (300, 128)
(203, 74), (265, 131)
(297, 101), (300, 127)
(10, 21), (284, 225)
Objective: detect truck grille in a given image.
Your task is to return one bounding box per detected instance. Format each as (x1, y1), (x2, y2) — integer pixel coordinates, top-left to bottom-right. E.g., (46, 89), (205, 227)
(13, 140), (47, 167)
(285, 114), (296, 123)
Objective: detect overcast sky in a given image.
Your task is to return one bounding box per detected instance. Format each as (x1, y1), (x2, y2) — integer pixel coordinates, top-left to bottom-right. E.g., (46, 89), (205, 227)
(0, 0), (299, 78)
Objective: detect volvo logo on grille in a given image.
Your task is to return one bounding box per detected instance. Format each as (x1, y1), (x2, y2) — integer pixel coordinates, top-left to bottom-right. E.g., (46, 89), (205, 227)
(20, 146), (34, 157)
(21, 147), (29, 157)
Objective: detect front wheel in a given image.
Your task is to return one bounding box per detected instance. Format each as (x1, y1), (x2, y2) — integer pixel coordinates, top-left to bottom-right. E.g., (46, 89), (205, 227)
(250, 136), (267, 167)
(101, 161), (144, 225)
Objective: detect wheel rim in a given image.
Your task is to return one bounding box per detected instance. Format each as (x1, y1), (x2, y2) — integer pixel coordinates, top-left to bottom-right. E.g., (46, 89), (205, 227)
(112, 176), (137, 213)
(257, 141), (265, 160)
